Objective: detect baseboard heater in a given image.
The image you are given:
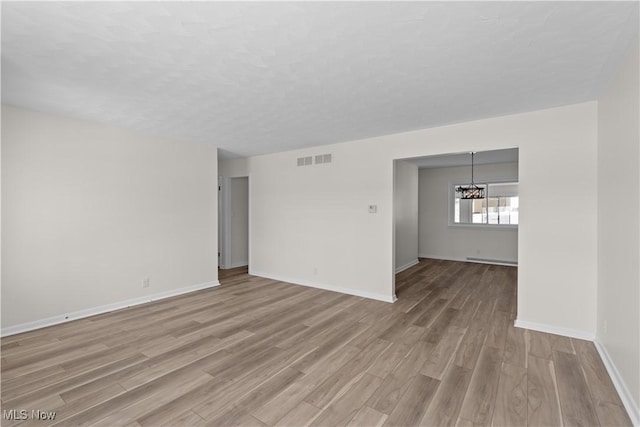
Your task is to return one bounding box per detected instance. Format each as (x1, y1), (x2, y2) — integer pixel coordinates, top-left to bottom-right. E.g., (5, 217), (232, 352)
(466, 257), (518, 266)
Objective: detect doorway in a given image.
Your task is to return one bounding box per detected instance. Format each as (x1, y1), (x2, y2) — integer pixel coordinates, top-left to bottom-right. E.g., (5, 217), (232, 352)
(219, 176), (249, 271)
(392, 148), (519, 298)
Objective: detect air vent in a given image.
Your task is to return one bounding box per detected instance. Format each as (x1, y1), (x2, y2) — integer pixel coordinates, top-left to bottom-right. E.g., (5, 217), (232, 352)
(298, 154), (331, 167)
(297, 156), (313, 167)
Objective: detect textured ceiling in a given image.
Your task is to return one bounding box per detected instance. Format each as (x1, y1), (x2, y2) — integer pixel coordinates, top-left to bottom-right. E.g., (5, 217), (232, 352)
(2, 2), (638, 158)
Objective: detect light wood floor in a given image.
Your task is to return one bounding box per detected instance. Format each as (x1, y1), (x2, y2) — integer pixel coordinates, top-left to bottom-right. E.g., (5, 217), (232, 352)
(1, 259), (631, 426)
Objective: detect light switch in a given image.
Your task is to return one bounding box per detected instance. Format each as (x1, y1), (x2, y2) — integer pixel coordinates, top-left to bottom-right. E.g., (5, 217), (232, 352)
(368, 205), (377, 213)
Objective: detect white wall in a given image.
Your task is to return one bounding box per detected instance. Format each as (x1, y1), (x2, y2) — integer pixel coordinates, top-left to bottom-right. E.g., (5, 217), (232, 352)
(597, 36), (639, 421)
(248, 143), (397, 302)
(219, 157), (249, 177)
(1, 106), (219, 332)
(394, 160), (418, 273)
(247, 102), (598, 335)
(229, 177), (249, 268)
(418, 162), (518, 264)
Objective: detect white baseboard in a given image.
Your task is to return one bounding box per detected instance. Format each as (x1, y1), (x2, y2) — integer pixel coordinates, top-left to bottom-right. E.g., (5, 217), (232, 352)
(1, 280), (220, 337)
(395, 259), (419, 274)
(514, 319), (595, 341)
(594, 339), (640, 426)
(419, 254), (466, 262)
(250, 271), (395, 303)
(220, 261), (248, 270)
(418, 254), (518, 267)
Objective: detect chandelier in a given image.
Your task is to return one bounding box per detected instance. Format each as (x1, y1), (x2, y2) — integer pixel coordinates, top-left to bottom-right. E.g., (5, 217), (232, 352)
(456, 152), (485, 199)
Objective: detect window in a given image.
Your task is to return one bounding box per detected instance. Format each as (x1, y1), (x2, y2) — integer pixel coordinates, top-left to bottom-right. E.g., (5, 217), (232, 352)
(453, 181), (518, 225)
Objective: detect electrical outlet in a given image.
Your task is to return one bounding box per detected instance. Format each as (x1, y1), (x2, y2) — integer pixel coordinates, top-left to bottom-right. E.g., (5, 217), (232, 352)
(603, 319), (608, 334)
(143, 277), (150, 288)
(313, 267), (318, 275)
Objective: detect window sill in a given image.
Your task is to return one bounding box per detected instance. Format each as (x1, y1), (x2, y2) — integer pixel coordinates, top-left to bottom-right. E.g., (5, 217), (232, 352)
(448, 223), (518, 230)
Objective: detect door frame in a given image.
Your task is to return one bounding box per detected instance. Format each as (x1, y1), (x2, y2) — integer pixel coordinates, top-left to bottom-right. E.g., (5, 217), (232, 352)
(219, 175), (250, 270)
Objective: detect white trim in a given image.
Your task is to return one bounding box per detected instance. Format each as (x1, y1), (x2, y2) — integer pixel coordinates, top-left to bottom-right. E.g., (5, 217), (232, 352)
(220, 261), (248, 269)
(1, 280), (220, 337)
(218, 175), (223, 269)
(466, 256), (517, 266)
(419, 254), (468, 262)
(395, 259), (419, 274)
(221, 176), (232, 269)
(594, 339), (640, 426)
(250, 271), (395, 303)
(418, 254), (518, 267)
(514, 319), (595, 341)
(447, 223), (518, 231)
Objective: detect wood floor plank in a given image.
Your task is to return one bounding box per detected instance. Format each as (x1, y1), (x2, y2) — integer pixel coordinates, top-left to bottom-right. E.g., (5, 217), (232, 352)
(192, 346), (313, 421)
(347, 314), (397, 349)
(202, 367), (304, 426)
(492, 362), (527, 427)
(91, 370), (214, 427)
(290, 323), (368, 374)
(310, 373), (383, 426)
(133, 344), (294, 426)
(593, 400), (634, 427)
(366, 340), (433, 414)
(485, 310), (510, 351)
(2, 343), (110, 380)
(365, 374), (408, 415)
(571, 339), (632, 426)
(275, 402), (322, 427)
(366, 340), (414, 379)
(554, 350), (600, 427)
(421, 365), (472, 427)
(304, 339), (389, 409)
(420, 326), (465, 380)
(458, 345), (503, 425)
(4, 353), (147, 408)
(527, 355), (563, 427)
(1, 351), (144, 402)
(378, 313), (415, 342)
(549, 333), (575, 355)
(43, 383), (128, 426)
(422, 307), (459, 343)
(52, 366), (213, 426)
(527, 330), (553, 360)
(469, 298), (496, 327)
(572, 339), (626, 405)
(383, 374), (439, 427)
(454, 322), (488, 371)
(412, 298), (449, 328)
(455, 417), (476, 426)
(450, 298), (479, 328)
(253, 345), (361, 425)
(346, 406), (387, 427)
(157, 409), (206, 427)
(504, 325), (528, 368)
(118, 337), (228, 390)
